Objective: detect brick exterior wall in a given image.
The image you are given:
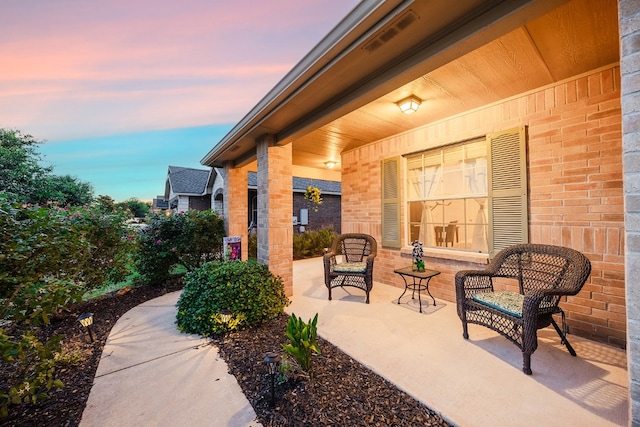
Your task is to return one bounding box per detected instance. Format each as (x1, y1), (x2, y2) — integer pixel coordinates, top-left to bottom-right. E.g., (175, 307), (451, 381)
(257, 137), (294, 296)
(342, 65), (624, 347)
(293, 193), (341, 233)
(224, 165), (248, 260)
(620, 0), (640, 424)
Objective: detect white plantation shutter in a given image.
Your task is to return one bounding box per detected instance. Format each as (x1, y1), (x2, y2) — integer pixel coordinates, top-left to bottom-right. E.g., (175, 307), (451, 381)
(382, 157), (401, 248)
(487, 126), (528, 257)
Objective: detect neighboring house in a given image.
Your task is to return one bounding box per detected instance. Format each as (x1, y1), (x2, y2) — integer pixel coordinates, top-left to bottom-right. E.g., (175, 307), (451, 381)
(247, 171), (341, 233)
(151, 195), (169, 215)
(200, 0), (640, 419)
(164, 166), (215, 214)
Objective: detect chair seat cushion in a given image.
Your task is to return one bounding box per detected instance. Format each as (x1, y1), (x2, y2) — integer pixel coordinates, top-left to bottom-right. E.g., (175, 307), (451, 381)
(333, 262), (367, 273)
(472, 291), (523, 318)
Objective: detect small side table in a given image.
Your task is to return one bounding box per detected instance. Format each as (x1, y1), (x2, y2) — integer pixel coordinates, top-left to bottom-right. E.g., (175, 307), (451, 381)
(394, 267), (441, 313)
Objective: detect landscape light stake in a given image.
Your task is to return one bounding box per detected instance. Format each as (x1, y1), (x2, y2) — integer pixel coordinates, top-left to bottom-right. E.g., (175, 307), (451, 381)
(220, 309), (232, 337)
(263, 352), (281, 407)
(77, 312), (95, 343)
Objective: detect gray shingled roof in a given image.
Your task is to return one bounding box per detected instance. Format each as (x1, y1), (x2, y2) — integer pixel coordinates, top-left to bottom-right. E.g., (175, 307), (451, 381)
(167, 166), (211, 195)
(153, 196), (169, 209)
(247, 172), (341, 194)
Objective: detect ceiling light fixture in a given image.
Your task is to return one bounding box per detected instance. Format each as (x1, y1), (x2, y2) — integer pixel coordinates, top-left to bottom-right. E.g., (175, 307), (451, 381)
(324, 161), (336, 169)
(396, 95), (422, 114)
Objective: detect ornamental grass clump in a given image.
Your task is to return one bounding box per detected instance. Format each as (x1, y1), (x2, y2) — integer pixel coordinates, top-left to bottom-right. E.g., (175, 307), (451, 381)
(282, 313), (321, 378)
(176, 259), (289, 336)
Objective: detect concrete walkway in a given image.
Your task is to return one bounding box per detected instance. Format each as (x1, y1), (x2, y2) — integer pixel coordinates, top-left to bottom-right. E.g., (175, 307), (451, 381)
(81, 257), (628, 426)
(80, 292), (261, 427)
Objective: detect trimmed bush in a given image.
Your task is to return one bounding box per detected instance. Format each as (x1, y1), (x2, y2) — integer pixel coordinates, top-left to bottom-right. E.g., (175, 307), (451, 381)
(176, 259), (289, 336)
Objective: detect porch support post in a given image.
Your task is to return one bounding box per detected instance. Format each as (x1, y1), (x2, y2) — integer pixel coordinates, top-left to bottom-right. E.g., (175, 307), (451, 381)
(620, 1), (640, 425)
(256, 134), (293, 296)
(223, 163), (248, 261)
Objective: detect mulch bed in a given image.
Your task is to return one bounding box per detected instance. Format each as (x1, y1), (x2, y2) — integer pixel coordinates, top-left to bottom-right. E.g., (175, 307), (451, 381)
(214, 314), (451, 426)
(1, 284), (451, 426)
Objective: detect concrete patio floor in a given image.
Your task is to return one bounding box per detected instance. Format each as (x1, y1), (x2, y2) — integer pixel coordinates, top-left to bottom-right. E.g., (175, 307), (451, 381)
(289, 257), (628, 427)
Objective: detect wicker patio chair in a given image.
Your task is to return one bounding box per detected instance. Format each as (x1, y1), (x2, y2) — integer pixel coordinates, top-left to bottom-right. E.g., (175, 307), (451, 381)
(323, 233), (377, 304)
(455, 244), (591, 375)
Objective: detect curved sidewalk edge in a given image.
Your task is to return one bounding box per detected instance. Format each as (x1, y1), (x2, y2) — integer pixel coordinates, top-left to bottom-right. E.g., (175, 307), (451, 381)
(80, 291), (262, 427)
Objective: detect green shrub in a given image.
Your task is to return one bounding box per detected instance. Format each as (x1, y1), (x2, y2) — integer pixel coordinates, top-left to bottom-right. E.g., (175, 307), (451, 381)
(282, 313), (321, 378)
(0, 195), (134, 416)
(135, 210), (225, 286)
(176, 259), (289, 336)
(293, 227), (337, 260)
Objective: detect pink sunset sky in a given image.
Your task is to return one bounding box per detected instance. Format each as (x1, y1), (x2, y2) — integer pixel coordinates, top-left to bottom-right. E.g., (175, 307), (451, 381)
(0, 0), (358, 201)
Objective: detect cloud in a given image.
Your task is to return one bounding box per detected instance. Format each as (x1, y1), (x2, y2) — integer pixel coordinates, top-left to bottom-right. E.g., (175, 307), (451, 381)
(0, 0), (358, 140)
(1, 0), (359, 201)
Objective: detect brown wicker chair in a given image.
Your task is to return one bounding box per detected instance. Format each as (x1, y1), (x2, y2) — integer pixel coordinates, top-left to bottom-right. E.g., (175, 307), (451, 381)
(323, 233), (377, 304)
(455, 244), (591, 374)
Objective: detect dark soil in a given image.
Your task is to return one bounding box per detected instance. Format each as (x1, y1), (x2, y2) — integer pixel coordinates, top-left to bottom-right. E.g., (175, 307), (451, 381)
(1, 284), (451, 427)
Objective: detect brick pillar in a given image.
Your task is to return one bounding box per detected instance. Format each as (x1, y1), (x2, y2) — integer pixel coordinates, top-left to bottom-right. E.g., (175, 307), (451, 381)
(223, 163), (248, 261)
(620, 1), (640, 425)
(256, 135), (293, 296)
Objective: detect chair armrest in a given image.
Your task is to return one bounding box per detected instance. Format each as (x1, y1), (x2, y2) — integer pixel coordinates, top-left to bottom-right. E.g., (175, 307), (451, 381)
(323, 252), (337, 271)
(365, 254), (375, 266)
(455, 270), (494, 304)
(455, 270), (493, 291)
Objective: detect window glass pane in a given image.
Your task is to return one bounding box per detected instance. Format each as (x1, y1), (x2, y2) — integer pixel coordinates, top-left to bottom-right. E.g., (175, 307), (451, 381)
(466, 198), (489, 252)
(407, 155), (423, 199)
(404, 138), (488, 253)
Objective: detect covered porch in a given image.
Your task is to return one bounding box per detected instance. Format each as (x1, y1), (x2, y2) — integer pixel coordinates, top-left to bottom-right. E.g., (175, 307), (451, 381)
(291, 257), (628, 427)
(201, 0), (638, 422)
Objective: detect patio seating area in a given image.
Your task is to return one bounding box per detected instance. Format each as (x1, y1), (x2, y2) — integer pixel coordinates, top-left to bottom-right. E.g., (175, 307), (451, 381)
(289, 257), (629, 427)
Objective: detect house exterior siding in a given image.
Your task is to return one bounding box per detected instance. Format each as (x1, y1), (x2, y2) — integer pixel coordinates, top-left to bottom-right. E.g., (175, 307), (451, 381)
(342, 65), (624, 347)
(293, 192), (341, 233)
(619, 0), (640, 423)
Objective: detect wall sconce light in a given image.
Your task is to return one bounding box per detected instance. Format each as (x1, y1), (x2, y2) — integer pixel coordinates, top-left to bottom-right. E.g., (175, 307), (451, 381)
(263, 352), (282, 407)
(77, 312), (95, 343)
(324, 161), (336, 169)
(396, 95), (422, 114)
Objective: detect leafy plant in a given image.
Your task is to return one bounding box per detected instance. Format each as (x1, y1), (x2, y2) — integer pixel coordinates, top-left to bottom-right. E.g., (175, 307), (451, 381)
(303, 186), (322, 212)
(176, 259), (289, 336)
(411, 240), (425, 271)
(0, 196), (134, 416)
(282, 313), (321, 377)
(293, 227), (337, 260)
(0, 331), (65, 417)
(134, 210), (225, 286)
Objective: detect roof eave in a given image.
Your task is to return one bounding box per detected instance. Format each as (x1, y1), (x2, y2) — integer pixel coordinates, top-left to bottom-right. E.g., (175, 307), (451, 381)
(200, 0), (404, 167)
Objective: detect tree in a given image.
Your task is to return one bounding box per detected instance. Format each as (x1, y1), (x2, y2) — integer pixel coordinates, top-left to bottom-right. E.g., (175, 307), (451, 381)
(116, 198), (150, 218)
(95, 195), (116, 212)
(0, 128), (94, 206)
(0, 129), (51, 202)
(37, 175), (94, 207)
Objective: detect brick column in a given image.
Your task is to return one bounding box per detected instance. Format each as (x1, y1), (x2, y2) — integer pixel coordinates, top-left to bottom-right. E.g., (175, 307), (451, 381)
(223, 163), (248, 260)
(256, 135), (293, 296)
(620, 1), (640, 425)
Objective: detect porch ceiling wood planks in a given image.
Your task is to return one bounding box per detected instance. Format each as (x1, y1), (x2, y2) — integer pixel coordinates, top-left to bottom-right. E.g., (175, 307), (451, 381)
(202, 0), (619, 173)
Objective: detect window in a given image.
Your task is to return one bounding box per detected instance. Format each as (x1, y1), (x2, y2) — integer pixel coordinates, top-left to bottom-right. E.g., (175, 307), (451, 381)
(406, 138), (489, 252)
(381, 126), (528, 256)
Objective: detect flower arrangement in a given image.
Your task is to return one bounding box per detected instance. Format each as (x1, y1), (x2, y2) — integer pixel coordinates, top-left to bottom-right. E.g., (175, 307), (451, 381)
(304, 186), (323, 212)
(411, 240), (425, 271)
